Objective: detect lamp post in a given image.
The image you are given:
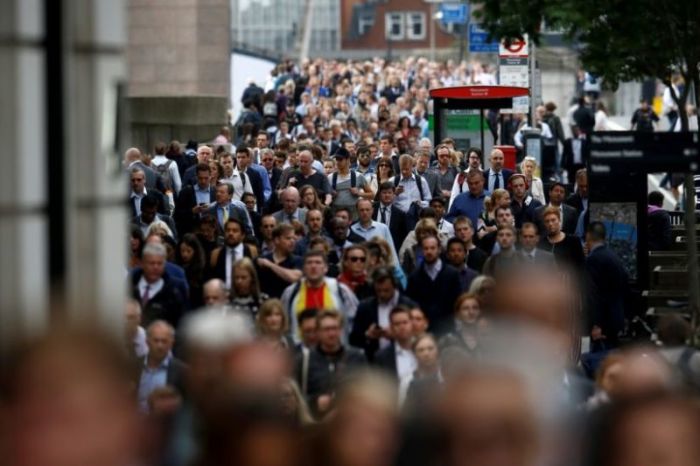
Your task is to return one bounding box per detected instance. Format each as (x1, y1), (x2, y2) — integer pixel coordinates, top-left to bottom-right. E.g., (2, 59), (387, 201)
(430, 6), (443, 62)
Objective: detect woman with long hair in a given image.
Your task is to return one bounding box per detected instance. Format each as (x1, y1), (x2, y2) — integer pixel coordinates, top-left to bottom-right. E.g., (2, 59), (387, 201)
(520, 156), (546, 204)
(129, 225), (145, 270)
(439, 292), (485, 358)
(176, 233), (207, 310)
(208, 160), (224, 187)
(476, 188), (511, 240)
(375, 160), (395, 187)
(403, 333), (442, 408)
(230, 257), (270, 318)
(256, 298), (295, 351)
(279, 378), (315, 426)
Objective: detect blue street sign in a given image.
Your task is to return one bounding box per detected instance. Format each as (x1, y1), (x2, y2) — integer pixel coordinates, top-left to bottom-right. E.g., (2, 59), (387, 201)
(469, 23), (499, 53)
(440, 3), (468, 24)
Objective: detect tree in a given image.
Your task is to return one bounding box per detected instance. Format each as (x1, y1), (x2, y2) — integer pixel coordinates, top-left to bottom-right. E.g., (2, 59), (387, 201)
(471, 0), (700, 129)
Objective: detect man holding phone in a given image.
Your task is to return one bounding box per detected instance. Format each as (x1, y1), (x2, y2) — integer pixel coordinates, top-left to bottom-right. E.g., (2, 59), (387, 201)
(174, 162), (216, 235)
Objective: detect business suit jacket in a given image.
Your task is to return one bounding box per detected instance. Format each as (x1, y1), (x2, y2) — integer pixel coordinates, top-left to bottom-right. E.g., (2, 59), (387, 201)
(483, 168), (514, 191)
(207, 203), (253, 237)
(138, 356), (189, 398)
(406, 263), (463, 335)
(349, 294), (417, 361)
(534, 204), (579, 235)
(565, 193), (587, 216)
(373, 203), (408, 253)
(208, 244), (254, 282)
(264, 167), (284, 213)
(374, 343), (398, 379)
(272, 207), (308, 226)
(129, 188), (169, 217)
(130, 271), (187, 330)
(585, 244), (629, 345)
(126, 162), (165, 192)
(517, 248), (556, 266)
(562, 137), (588, 175)
(174, 185), (216, 235)
(243, 166), (265, 214)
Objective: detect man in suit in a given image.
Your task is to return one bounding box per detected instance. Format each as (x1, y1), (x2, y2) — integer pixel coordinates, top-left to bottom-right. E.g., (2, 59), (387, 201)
(272, 186), (308, 225)
(236, 146), (267, 214)
(483, 225), (524, 278)
(208, 217), (254, 287)
(207, 183), (253, 238)
(129, 167), (168, 217)
(130, 243), (186, 330)
(374, 182), (408, 254)
(483, 148), (514, 193)
(174, 162), (216, 236)
(260, 148), (283, 213)
(534, 182), (578, 235)
(181, 145), (214, 187)
(374, 306), (417, 387)
(349, 267), (416, 361)
(406, 235), (462, 335)
(562, 128), (588, 184)
(123, 147), (165, 192)
(415, 150), (442, 198)
(444, 237), (479, 291)
(131, 194), (178, 241)
(137, 320), (188, 412)
(565, 168), (589, 216)
(508, 174), (542, 229)
(585, 222), (629, 349)
(518, 222), (555, 266)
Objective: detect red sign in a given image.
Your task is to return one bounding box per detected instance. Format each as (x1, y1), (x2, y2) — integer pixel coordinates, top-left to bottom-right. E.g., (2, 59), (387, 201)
(429, 85), (529, 100)
(505, 39), (525, 54)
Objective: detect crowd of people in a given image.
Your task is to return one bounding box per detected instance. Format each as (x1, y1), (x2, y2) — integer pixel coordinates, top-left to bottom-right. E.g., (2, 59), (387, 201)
(2, 58), (699, 466)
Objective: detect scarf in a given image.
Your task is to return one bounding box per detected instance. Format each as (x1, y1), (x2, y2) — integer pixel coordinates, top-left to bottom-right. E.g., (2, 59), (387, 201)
(338, 271), (367, 292)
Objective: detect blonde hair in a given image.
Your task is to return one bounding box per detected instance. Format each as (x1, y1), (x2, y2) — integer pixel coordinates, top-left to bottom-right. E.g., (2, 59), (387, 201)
(256, 298), (288, 335)
(483, 188), (510, 213)
(145, 220), (174, 239)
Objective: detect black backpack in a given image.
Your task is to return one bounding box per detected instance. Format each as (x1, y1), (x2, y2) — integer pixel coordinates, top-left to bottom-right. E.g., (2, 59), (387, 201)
(331, 170), (357, 190)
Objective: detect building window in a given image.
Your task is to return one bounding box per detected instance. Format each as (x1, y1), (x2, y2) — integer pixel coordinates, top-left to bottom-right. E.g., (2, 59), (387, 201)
(385, 12), (403, 40)
(358, 14), (374, 35)
(406, 12), (426, 40)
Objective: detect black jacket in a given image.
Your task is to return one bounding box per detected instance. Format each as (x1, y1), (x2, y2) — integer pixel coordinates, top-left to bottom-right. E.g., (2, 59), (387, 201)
(406, 262), (463, 335)
(349, 294), (417, 361)
(130, 271), (187, 330)
(373, 203), (409, 253)
(174, 185), (216, 235)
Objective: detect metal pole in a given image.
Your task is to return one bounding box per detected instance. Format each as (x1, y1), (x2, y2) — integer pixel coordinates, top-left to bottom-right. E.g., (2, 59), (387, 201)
(529, 37), (536, 126)
(683, 173), (700, 345)
(430, 3), (436, 62)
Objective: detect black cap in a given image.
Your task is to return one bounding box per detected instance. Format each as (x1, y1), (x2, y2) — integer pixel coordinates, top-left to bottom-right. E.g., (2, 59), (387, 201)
(334, 147), (350, 160)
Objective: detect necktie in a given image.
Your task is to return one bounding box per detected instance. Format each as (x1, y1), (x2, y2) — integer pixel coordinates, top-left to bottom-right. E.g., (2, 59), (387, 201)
(380, 206), (387, 223)
(222, 206), (229, 224)
(142, 284), (151, 305)
(230, 247), (236, 264)
(287, 213), (294, 223)
(493, 172), (501, 190)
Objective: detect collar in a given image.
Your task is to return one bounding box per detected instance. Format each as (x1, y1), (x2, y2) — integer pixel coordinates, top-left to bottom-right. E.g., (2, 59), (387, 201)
(144, 353), (171, 371)
(131, 188), (147, 198)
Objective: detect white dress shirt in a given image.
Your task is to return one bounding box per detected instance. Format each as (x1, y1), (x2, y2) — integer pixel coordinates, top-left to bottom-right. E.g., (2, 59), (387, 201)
(138, 276), (163, 302)
(376, 291), (399, 349)
(225, 243), (245, 288)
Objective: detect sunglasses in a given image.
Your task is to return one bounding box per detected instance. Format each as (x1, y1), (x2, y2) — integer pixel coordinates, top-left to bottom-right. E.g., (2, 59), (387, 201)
(347, 256), (366, 263)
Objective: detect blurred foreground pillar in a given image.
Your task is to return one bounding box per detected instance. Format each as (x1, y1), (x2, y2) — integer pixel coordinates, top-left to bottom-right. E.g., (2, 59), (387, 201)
(0, 0), (128, 350)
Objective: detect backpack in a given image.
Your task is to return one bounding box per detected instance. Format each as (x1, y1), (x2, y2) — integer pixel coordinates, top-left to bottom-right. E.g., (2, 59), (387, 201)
(393, 172), (425, 199)
(155, 160), (174, 192)
(331, 170), (357, 191)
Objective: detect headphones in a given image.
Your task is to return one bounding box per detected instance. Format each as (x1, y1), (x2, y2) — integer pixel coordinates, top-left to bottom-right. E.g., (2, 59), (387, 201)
(507, 173), (529, 191)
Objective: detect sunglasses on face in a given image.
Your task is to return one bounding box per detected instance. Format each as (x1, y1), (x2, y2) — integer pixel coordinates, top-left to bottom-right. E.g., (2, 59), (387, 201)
(347, 256), (366, 263)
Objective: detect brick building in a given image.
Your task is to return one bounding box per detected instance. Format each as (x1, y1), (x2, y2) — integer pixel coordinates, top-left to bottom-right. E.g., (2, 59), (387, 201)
(341, 0), (455, 53)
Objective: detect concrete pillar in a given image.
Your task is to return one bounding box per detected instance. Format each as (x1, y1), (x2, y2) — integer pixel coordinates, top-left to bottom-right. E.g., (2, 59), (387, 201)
(127, 0), (231, 151)
(64, 0), (129, 331)
(0, 0), (51, 348)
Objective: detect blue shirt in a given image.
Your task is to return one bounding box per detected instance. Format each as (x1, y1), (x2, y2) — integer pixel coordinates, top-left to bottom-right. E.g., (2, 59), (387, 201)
(138, 354), (171, 411)
(249, 163), (272, 202)
(446, 190), (488, 229)
(391, 174), (431, 212)
(194, 184), (210, 205)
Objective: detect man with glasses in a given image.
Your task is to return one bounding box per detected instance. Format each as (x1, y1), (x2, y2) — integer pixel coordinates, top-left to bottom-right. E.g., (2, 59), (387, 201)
(430, 144), (460, 199)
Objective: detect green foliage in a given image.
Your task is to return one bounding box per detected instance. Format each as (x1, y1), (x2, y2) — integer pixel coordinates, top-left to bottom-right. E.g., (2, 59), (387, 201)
(471, 0), (700, 127)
